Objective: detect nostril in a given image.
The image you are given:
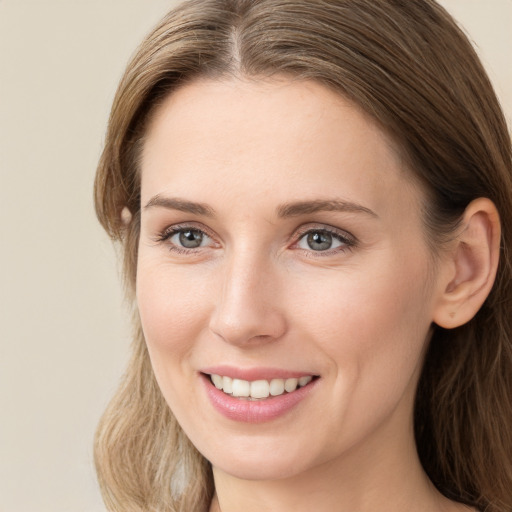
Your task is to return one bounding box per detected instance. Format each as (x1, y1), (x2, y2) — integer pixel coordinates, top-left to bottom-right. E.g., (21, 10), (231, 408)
(209, 308), (287, 347)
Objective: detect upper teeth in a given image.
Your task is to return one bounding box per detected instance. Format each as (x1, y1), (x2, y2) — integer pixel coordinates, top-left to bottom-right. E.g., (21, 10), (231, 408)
(210, 374), (313, 399)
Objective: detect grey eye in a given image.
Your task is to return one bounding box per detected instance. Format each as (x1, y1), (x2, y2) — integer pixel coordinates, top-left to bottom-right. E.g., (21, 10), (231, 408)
(298, 231), (345, 252)
(307, 232), (332, 251)
(177, 229), (204, 248)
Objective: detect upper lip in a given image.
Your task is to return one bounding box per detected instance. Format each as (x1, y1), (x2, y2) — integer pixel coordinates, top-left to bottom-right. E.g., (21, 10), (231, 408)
(200, 365), (317, 381)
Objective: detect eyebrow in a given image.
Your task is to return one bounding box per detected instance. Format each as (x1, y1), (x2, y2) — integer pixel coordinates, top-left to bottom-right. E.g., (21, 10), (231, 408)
(143, 195), (377, 219)
(277, 199), (378, 218)
(144, 195), (215, 217)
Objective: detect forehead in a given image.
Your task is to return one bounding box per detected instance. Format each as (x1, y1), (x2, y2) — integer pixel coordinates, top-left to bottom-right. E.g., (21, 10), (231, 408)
(140, 77), (420, 217)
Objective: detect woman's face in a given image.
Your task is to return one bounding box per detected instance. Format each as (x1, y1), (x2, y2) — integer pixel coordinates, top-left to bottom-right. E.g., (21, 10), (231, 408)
(137, 78), (445, 481)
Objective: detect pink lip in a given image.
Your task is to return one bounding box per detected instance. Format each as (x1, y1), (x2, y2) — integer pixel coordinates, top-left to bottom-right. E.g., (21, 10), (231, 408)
(200, 365), (314, 381)
(200, 373), (319, 423)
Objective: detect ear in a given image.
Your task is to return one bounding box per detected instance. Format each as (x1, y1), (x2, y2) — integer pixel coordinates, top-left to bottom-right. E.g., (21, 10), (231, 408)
(433, 198), (501, 329)
(121, 206), (133, 226)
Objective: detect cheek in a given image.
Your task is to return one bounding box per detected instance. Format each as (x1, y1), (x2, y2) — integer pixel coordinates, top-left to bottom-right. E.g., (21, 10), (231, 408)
(291, 253), (433, 389)
(284, 256), (434, 453)
(136, 260), (213, 370)
(135, 260), (219, 430)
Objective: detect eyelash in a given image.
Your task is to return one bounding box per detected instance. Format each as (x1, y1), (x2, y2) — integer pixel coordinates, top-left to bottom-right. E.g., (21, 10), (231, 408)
(154, 223), (216, 255)
(292, 225), (356, 257)
(154, 223), (357, 256)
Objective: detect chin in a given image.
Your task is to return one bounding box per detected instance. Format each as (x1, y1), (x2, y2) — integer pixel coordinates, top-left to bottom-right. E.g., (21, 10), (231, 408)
(202, 434), (323, 482)
(214, 457), (306, 482)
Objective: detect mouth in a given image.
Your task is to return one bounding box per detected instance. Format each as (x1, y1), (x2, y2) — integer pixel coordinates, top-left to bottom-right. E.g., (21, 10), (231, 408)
(206, 373), (317, 400)
(200, 369), (319, 422)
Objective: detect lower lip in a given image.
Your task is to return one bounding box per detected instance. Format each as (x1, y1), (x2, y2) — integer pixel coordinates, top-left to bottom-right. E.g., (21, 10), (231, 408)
(201, 374), (318, 423)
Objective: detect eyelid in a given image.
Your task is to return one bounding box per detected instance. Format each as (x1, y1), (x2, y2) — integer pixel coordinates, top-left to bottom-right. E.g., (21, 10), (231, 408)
(291, 223), (357, 252)
(154, 222), (219, 248)
(293, 223), (356, 242)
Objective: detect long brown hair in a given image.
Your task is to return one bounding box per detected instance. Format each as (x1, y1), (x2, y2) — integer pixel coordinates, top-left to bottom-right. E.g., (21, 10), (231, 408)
(94, 1), (512, 511)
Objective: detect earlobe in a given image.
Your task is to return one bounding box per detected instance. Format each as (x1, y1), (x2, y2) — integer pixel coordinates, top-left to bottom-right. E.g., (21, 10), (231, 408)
(121, 207), (133, 226)
(433, 198), (501, 329)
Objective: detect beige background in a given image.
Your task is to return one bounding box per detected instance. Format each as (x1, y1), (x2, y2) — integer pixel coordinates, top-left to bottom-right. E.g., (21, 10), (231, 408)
(0, 1), (510, 511)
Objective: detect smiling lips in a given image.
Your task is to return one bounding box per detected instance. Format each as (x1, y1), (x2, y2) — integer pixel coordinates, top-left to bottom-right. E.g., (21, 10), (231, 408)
(202, 371), (318, 423)
(210, 374), (313, 400)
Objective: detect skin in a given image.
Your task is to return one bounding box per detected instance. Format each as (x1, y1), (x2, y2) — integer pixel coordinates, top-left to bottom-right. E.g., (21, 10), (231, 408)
(136, 77), (481, 512)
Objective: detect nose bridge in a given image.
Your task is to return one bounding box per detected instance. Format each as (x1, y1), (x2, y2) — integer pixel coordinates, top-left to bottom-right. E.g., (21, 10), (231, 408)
(209, 245), (286, 345)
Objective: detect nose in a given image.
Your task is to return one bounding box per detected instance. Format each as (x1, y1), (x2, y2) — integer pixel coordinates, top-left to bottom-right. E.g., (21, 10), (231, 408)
(208, 251), (287, 346)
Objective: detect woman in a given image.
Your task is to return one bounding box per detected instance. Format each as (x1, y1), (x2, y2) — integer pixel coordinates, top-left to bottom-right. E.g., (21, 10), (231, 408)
(93, 1), (512, 511)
